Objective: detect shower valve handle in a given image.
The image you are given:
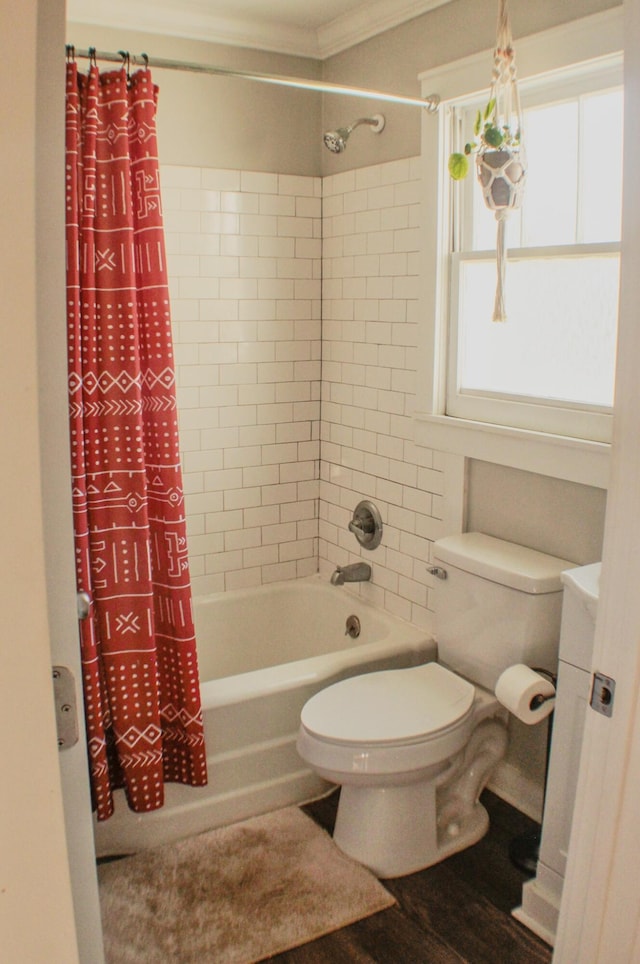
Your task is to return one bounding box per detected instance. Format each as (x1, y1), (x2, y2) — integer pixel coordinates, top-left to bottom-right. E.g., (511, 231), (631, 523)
(348, 518), (370, 535)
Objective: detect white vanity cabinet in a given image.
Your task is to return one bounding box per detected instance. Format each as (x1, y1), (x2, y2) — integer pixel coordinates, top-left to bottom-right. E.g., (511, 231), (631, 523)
(513, 563), (600, 945)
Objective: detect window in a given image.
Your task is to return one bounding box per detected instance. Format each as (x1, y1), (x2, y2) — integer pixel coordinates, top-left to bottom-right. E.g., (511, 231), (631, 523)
(446, 60), (623, 443)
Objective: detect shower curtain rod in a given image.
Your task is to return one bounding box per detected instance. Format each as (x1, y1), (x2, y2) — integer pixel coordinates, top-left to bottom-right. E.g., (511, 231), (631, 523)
(67, 46), (440, 112)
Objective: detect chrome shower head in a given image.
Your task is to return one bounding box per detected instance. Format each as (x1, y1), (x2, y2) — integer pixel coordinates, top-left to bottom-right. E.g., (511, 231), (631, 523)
(323, 114), (385, 153)
(323, 127), (351, 153)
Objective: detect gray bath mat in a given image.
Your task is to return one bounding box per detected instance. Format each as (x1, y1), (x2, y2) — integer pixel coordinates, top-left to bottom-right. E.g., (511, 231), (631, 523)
(98, 805), (396, 963)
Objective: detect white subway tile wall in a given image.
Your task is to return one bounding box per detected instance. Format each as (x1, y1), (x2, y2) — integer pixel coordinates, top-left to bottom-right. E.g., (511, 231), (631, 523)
(162, 166), (322, 595)
(163, 158), (442, 623)
(320, 158), (442, 628)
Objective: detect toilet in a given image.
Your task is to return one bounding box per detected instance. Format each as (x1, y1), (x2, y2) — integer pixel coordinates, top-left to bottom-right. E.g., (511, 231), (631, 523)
(297, 532), (574, 878)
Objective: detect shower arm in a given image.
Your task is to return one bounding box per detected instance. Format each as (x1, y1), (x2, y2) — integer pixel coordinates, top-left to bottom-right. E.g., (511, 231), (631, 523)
(347, 117), (384, 134)
(352, 118), (376, 129)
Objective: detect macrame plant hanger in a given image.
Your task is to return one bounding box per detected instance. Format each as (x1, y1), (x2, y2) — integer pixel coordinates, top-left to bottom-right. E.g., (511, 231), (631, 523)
(476, 0), (526, 322)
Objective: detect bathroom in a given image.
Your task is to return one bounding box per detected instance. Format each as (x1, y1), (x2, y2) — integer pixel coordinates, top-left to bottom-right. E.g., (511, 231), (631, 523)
(68, 0), (611, 828)
(6, 0), (640, 960)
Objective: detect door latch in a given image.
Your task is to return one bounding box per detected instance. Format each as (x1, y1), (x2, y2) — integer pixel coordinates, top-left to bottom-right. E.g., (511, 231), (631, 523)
(52, 666), (79, 750)
(590, 671), (615, 718)
(427, 566), (447, 580)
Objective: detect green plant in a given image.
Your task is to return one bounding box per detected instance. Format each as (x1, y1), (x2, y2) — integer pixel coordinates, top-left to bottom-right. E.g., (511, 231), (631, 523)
(448, 98), (521, 180)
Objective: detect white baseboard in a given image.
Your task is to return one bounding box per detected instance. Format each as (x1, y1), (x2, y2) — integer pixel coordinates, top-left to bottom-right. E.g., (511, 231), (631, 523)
(487, 760), (544, 822)
(512, 863), (563, 947)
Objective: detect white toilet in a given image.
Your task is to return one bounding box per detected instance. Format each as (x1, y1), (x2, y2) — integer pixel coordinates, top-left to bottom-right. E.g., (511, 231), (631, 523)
(297, 532), (574, 878)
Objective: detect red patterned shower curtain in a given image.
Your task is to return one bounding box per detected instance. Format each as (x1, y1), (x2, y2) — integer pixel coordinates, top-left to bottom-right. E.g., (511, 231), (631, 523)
(65, 60), (207, 820)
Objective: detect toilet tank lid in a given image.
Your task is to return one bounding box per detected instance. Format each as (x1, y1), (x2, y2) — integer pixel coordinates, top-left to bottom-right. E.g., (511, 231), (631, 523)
(432, 533), (577, 594)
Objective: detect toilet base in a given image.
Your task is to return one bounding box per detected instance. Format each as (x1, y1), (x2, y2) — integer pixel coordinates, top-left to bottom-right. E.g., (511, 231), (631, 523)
(333, 780), (490, 878)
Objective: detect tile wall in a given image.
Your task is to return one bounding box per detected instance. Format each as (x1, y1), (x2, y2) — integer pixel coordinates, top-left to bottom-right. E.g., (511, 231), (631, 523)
(162, 158), (444, 624)
(319, 157), (443, 629)
(161, 166), (322, 596)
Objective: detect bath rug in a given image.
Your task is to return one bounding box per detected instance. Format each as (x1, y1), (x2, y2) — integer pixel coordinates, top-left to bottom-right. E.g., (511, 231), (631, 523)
(98, 806), (395, 963)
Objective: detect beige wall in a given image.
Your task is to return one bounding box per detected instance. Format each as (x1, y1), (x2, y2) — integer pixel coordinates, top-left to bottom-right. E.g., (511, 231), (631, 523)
(467, 461), (606, 565)
(67, 23), (323, 175)
(320, 0), (620, 174)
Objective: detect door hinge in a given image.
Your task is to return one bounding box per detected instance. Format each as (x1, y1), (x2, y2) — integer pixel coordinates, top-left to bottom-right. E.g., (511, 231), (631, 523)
(590, 671), (616, 718)
(52, 666), (79, 750)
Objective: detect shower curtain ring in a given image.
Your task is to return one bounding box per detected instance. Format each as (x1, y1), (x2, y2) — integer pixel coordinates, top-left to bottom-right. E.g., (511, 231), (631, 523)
(88, 47), (97, 69)
(118, 49), (131, 81)
(141, 52), (149, 68)
(65, 44), (75, 63)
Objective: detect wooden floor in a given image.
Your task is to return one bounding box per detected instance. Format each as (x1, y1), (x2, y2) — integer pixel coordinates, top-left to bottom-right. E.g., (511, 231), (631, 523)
(265, 790), (552, 964)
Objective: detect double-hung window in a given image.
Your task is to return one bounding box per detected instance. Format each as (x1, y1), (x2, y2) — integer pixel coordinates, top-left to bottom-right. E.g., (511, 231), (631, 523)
(446, 58), (623, 444)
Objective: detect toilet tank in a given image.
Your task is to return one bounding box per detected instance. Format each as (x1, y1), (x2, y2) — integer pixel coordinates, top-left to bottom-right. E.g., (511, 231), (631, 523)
(432, 533), (576, 690)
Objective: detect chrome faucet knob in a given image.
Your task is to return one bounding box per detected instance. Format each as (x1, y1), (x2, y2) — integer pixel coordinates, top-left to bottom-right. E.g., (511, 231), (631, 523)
(348, 501), (382, 550)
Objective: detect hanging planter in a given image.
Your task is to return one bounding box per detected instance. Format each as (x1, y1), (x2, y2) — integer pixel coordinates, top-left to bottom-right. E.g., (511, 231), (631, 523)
(448, 0), (526, 321)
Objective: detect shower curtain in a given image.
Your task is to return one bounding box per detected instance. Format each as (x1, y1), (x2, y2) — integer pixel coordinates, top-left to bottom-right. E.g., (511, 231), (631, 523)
(65, 60), (207, 820)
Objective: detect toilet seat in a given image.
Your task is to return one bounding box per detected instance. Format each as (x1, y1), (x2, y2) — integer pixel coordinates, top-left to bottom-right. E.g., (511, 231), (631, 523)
(300, 662), (475, 747)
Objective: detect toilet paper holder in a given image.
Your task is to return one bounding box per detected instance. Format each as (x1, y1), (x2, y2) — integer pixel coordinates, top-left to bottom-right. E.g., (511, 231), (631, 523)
(529, 666), (557, 710)
(529, 692), (555, 710)
(496, 664), (557, 724)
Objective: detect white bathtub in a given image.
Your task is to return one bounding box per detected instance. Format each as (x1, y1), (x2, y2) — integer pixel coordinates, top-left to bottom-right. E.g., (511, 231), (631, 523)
(94, 575), (434, 856)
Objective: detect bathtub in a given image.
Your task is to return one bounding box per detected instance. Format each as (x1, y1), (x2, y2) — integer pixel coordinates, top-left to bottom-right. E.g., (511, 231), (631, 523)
(94, 575), (435, 856)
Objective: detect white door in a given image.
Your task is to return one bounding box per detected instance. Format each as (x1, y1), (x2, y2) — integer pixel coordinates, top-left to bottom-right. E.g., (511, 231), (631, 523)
(36, 1), (104, 960)
(1, 0), (102, 960)
(554, 0), (640, 958)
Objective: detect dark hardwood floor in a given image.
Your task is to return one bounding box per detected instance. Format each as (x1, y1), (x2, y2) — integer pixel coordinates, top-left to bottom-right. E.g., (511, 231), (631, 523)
(265, 790), (552, 964)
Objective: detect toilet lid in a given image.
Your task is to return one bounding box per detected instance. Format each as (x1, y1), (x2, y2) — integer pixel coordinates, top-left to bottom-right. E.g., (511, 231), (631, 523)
(300, 663), (475, 745)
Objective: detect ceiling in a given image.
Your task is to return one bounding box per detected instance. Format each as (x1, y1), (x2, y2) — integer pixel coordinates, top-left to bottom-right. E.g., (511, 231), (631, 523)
(66, 0), (452, 60)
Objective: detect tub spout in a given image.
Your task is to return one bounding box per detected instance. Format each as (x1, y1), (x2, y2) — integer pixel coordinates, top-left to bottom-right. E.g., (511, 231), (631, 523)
(330, 562), (372, 585)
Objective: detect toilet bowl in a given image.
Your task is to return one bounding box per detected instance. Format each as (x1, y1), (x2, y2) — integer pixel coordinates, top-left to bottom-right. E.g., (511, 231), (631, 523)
(297, 533), (574, 878)
(297, 662), (508, 877)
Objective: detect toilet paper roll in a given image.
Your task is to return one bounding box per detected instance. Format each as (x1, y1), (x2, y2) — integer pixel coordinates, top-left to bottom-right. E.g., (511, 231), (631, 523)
(495, 664), (556, 725)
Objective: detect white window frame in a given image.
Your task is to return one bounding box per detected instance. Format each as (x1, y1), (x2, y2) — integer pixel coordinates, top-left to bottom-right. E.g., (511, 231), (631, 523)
(447, 245), (621, 442)
(415, 8), (623, 488)
(447, 70), (622, 443)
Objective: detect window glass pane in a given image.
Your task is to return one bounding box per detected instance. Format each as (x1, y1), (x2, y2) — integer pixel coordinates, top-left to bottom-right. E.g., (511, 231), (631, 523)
(580, 89), (623, 242)
(520, 102), (579, 247)
(470, 100), (581, 250)
(457, 255), (619, 407)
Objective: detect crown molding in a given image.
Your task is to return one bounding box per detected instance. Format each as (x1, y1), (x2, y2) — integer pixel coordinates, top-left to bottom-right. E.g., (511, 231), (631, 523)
(318, 0), (453, 59)
(67, 0), (454, 61)
(67, 0), (322, 58)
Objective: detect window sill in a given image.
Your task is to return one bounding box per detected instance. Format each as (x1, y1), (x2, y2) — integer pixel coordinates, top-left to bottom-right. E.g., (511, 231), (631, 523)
(414, 412), (610, 489)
